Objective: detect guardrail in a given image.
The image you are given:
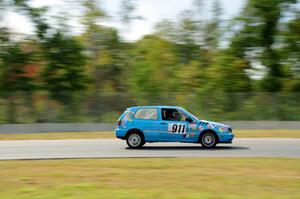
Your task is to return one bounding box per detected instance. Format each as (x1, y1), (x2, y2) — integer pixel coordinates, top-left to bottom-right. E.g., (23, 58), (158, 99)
(0, 123), (116, 134)
(0, 121), (300, 134)
(222, 121), (300, 130)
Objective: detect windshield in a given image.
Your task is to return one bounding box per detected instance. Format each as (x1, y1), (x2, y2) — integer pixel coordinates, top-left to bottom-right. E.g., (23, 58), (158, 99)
(179, 108), (199, 121)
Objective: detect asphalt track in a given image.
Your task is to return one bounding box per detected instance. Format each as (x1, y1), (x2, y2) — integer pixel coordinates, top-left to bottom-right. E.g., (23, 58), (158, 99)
(0, 138), (299, 160)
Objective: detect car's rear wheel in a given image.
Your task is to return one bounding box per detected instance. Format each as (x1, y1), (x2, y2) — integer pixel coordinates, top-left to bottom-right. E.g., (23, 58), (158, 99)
(200, 132), (217, 148)
(126, 132), (145, 149)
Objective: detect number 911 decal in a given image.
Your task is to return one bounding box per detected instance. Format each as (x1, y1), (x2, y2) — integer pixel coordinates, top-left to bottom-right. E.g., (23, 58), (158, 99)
(168, 123), (186, 134)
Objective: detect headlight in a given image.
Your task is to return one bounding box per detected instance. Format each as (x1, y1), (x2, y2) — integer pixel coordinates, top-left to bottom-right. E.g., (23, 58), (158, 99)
(219, 127), (231, 133)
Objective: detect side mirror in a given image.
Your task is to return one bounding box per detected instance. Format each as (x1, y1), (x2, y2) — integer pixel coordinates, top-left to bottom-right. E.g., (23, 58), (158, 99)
(185, 117), (193, 123)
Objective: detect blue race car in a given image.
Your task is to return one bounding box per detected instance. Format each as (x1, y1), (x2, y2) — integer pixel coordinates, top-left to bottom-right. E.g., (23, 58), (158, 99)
(115, 106), (234, 149)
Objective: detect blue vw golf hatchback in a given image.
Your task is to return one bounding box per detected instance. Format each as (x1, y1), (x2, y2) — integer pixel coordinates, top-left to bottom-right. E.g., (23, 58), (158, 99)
(115, 106), (234, 149)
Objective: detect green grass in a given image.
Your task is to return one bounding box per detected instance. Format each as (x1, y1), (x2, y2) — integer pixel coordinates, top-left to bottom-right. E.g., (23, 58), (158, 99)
(0, 131), (114, 140)
(0, 158), (299, 199)
(0, 129), (299, 140)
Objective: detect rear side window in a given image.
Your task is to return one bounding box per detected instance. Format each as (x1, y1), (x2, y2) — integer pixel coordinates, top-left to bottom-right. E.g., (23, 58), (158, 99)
(134, 109), (158, 120)
(122, 111), (134, 121)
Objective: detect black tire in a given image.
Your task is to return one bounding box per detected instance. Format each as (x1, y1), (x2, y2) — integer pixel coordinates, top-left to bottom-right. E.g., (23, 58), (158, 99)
(200, 131), (218, 148)
(126, 131), (145, 149)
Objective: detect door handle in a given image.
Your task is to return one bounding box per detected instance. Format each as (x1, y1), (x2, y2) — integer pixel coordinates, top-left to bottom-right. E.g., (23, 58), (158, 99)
(160, 122), (167, 125)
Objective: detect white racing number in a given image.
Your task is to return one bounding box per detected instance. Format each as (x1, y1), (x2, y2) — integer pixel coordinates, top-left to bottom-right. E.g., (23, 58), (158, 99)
(168, 123), (186, 134)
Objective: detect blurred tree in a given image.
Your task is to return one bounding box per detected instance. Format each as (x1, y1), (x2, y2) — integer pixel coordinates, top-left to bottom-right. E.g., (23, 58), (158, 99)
(155, 19), (177, 42)
(83, 26), (124, 92)
(129, 35), (178, 103)
(0, 0), (49, 39)
(42, 31), (88, 121)
(81, 0), (126, 121)
(0, 0), (299, 123)
(0, 0), (41, 123)
(0, 27), (9, 55)
(193, 0), (205, 15)
(195, 49), (252, 119)
(176, 10), (201, 64)
(0, 42), (37, 123)
(119, 0), (142, 32)
(203, 0), (223, 50)
(282, 11), (300, 91)
(156, 10), (206, 64)
(81, 0), (106, 27)
(230, 0), (297, 92)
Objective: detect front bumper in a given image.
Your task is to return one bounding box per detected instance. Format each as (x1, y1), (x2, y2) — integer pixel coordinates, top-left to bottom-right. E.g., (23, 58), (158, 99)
(218, 133), (234, 143)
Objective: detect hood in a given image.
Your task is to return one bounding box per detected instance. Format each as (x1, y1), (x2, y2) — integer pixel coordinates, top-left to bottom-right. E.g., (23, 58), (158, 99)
(199, 120), (230, 128)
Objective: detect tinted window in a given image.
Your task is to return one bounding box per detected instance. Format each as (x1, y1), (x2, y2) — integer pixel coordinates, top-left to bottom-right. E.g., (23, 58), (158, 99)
(134, 109), (158, 120)
(161, 108), (184, 121)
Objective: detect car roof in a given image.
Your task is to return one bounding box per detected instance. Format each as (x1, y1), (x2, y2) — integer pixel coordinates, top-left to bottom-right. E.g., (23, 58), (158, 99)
(128, 106), (182, 109)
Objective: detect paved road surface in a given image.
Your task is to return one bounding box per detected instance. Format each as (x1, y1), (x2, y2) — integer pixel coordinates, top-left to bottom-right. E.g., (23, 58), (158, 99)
(0, 138), (299, 160)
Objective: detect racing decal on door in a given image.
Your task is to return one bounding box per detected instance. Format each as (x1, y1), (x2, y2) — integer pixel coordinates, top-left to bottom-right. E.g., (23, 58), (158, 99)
(188, 123), (197, 130)
(168, 123), (186, 134)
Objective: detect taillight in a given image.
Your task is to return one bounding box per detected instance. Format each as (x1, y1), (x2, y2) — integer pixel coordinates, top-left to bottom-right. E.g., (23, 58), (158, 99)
(117, 120), (122, 126)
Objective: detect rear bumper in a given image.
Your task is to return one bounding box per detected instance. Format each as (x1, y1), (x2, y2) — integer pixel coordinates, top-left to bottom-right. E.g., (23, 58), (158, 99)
(115, 129), (126, 140)
(218, 133), (234, 143)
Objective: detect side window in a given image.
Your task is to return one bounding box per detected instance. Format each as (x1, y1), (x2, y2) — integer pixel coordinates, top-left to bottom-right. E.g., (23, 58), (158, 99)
(134, 109), (158, 120)
(161, 108), (184, 121)
(122, 111), (134, 122)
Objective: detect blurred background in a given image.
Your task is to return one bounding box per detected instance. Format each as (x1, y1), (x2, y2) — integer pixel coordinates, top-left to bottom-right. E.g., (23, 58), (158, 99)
(0, 0), (299, 124)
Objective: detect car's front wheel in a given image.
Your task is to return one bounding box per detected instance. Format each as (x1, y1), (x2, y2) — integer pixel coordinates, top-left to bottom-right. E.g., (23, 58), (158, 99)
(126, 132), (145, 149)
(200, 131), (218, 148)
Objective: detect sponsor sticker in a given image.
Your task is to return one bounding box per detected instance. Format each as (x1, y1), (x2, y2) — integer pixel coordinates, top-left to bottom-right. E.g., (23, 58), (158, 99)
(199, 125), (204, 131)
(186, 133), (196, 138)
(207, 123), (214, 129)
(188, 123), (197, 130)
